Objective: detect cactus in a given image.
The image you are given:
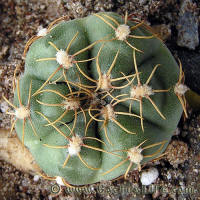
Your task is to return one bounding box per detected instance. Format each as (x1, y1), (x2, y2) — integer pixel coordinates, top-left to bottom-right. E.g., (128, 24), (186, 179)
(4, 12), (186, 186)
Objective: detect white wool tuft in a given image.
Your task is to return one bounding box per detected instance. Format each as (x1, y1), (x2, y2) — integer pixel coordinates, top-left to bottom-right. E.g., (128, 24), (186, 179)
(37, 28), (48, 37)
(127, 147), (143, 164)
(140, 168), (159, 185)
(63, 99), (80, 110)
(56, 50), (73, 69)
(130, 84), (154, 99)
(15, 106), (30, 119)
(101, 104), (116, 120)
(68, 136), (83, 156)
(56, 176), (65, 186)
(98, 74), (112, 91)
(115, 24), (130, 41)
(174, 83), (189, 95)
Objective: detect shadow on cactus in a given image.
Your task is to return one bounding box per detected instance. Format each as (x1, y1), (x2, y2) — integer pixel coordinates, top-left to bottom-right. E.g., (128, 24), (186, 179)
(8, 12), (186, 186)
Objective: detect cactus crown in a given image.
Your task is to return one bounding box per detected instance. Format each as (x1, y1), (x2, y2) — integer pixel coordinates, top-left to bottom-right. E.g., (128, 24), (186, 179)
(4, 12), (187, 186)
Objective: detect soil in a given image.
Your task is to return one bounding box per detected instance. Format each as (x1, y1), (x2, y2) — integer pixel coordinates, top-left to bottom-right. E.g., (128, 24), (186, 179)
(0, 0), (200, 200)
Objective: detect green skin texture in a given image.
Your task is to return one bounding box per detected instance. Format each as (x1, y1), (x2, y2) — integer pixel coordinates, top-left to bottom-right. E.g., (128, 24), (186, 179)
(14, 12), (183, 185)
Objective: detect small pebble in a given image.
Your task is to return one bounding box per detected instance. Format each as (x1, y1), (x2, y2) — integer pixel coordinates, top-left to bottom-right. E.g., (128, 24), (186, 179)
(177, 0), (199, 50)
(33, 175), (40, 182)
(0, 101), (9, 113)
(140, 168), (159, 186)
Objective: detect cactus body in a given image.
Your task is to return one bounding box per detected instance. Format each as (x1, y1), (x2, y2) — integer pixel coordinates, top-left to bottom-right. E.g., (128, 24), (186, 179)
(12, 12), (183, 186)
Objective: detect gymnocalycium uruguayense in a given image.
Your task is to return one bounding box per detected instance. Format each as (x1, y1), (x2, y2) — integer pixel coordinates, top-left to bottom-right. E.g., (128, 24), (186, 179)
(3, 12), (187, 186)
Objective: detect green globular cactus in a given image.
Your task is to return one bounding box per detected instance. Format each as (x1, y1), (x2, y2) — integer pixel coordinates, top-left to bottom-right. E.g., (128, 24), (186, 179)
(5, 12), (187, 186)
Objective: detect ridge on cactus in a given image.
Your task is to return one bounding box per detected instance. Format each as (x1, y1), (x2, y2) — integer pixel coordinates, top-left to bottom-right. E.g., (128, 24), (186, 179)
(2, 79), (38, 144)
(129, 49), (169, 131)
(102, 139), (167, 179)
(5, 12), (186, 186)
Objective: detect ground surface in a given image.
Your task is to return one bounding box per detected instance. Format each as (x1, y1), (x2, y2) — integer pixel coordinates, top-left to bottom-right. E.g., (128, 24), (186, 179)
(0, 0), (200, 199)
